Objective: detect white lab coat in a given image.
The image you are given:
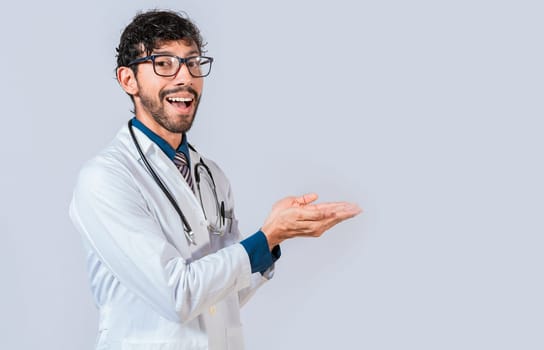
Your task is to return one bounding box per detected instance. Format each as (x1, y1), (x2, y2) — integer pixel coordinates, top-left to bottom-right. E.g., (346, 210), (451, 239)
(70, 124), (272, 350)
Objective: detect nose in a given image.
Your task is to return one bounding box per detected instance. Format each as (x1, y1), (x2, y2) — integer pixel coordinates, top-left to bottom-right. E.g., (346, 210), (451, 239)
(173, 62), (193, 85)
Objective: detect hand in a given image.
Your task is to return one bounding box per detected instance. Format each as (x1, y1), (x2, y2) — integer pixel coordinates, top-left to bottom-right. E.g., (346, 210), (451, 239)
(261, 193), (362, 250)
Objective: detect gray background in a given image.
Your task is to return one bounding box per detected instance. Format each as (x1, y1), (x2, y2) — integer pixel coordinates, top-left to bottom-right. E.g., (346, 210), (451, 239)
(1, 0), (542, 349)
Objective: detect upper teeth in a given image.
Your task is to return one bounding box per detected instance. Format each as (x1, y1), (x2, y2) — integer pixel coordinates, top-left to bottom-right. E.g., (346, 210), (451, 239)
(168, 97), (192, 102)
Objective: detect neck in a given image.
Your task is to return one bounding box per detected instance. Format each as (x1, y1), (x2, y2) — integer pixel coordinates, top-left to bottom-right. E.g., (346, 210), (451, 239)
(159, 130), (183, 150)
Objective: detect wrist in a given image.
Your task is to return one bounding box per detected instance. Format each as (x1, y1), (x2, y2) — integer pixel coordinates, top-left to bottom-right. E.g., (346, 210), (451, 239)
(261, 225), (280, 251)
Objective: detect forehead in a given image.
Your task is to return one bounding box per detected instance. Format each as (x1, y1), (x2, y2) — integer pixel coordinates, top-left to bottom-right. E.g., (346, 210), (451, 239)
(150, 39), (200, 55)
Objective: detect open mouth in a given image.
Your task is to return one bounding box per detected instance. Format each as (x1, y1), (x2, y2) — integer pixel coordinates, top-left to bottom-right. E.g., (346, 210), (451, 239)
(166, 96), (194, 110)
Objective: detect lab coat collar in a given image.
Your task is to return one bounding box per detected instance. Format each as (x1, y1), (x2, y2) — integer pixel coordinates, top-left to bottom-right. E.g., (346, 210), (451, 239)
(121, 122), (155, 160)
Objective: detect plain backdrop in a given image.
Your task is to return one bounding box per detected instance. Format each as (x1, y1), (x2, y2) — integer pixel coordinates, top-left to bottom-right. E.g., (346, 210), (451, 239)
(1, 0), (543, 349)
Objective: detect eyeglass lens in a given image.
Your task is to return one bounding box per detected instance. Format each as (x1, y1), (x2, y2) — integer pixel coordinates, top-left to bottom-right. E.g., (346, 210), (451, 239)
(154, 56), (212, 77)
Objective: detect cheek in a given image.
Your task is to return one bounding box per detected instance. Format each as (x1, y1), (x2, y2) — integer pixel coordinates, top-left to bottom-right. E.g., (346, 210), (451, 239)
(194, 79), (204, 94)
(138, 81), (161, 98)
(134, 72), (162, 96)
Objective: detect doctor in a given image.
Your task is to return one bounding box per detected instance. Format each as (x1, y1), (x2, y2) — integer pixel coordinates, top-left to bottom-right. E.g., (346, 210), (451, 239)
(70, 9), (361, 350)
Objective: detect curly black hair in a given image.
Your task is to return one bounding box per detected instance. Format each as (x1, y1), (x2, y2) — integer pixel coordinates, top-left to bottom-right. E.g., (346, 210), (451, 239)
(116, 10), (205, 71)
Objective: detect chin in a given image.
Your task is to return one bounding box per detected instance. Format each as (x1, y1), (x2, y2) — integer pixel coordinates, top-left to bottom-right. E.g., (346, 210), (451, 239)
(170, 117), (195, 134)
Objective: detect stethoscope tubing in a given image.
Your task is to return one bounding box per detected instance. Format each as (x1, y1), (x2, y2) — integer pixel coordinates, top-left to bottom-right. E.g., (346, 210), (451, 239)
(194, 161), (226, 229)
(128, 121), (196, 245)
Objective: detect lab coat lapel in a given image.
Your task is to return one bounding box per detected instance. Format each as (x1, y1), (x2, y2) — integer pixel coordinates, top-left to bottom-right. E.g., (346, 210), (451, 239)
(126, 127), (212, 260)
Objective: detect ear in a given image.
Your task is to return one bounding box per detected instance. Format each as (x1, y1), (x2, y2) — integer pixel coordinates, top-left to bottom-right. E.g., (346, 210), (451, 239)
(117, 66), (139, 96)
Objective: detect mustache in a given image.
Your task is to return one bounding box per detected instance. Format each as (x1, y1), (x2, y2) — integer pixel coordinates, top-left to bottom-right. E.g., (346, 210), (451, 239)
(159, 86), (199, 101)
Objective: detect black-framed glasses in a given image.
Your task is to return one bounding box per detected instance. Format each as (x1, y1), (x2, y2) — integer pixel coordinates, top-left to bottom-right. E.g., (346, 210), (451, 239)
(128, 55), (214, 78)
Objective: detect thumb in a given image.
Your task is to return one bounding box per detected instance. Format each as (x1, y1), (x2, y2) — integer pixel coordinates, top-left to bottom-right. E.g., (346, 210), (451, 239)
(295, 193), (319, 206)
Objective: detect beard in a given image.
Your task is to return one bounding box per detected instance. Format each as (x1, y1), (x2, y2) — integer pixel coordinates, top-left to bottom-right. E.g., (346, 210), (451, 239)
(138, 85), (201, 134)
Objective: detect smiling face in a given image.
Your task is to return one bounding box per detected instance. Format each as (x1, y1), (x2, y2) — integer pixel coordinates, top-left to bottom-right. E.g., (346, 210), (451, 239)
(118, 40), (204, 147)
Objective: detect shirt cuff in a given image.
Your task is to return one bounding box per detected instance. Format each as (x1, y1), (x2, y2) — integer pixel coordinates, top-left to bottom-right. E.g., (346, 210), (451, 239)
(240, 230), (281, 274)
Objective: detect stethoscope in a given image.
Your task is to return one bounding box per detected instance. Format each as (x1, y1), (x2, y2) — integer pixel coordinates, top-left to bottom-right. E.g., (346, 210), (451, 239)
(128, 121), (226, 245)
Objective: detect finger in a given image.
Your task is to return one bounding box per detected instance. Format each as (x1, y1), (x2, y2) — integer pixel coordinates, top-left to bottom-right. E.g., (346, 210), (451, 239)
(294, 193), (318, 206)
(312, 202), (360, 211)
(311, 202), (349, 210)
(336, 203), (363, 217)
(298, 202), (347, 212)
(294, 211), (359, 236)
(295, 203), (361, 221)
(293, 206), (334, 221)
(289, 220), (326, 237)
(302, 203), (361, 220)
(293, 205), (362, 237)
(294, 218), (343, 237)
(323, 207), (361, 227)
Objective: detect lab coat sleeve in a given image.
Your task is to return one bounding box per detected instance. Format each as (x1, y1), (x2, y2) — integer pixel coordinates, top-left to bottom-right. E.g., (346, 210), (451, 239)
(215, 163), (274, 308)
(231, 217), (273, 308)
(69, 158), (252, 324)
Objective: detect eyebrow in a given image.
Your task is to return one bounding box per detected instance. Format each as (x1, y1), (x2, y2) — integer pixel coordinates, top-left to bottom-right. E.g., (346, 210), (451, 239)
(151, 49), (200, 57)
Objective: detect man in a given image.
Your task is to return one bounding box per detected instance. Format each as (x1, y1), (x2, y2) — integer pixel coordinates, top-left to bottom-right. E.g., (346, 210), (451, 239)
(70, 9), (361, 350)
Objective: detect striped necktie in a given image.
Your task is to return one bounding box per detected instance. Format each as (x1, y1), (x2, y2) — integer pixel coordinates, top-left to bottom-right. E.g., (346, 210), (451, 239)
(173, 151), (195, 193)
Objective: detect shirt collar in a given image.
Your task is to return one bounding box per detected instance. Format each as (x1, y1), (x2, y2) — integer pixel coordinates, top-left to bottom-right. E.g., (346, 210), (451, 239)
(131, 117), (191, 164)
